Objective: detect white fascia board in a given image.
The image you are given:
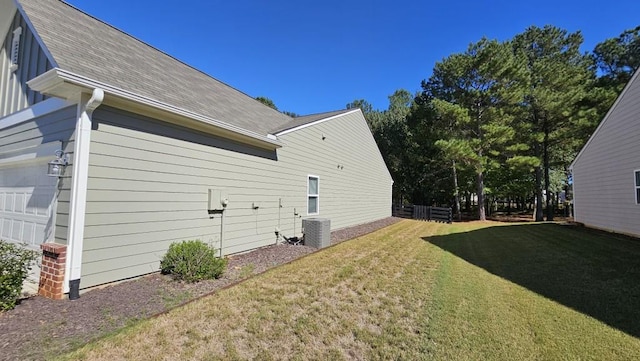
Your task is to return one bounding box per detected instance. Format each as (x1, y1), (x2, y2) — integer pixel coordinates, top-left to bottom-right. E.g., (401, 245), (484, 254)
(27, 68), (283, 149)
(274, 109), (360, 136)
(0, 97), (74, 130)
(571, 69), (640, 169)
(13, 0), (58, 68)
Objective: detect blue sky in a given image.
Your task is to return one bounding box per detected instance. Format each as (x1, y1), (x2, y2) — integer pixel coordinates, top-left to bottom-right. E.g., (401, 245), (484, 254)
(65, 0), (639, 116)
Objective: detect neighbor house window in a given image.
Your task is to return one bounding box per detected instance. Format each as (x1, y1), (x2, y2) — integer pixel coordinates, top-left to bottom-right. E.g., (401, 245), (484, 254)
(635, 170), (640, 204)
(308, 175), (319, 215)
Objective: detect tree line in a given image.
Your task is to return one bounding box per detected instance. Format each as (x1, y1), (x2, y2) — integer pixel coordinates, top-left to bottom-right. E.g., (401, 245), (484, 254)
(349, 25), (639, 221)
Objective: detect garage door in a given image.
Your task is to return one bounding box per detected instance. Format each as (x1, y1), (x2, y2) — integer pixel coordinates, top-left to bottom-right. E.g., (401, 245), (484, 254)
(0, 161), (58, 249)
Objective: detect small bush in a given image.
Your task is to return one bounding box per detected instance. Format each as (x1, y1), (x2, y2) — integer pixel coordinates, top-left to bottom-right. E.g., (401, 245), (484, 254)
(160, 240), (227, 282)
(0, 240), (39, 311)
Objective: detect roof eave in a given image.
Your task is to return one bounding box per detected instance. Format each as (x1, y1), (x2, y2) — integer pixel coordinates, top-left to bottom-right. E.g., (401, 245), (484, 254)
(27, 68), (283, 150)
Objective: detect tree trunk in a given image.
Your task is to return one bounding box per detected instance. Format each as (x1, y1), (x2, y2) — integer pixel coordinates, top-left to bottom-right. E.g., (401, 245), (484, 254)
(534, 165), (544, 221)
(452, 160), (462, 221)
(543, 132), (554, 221)
(465, 192), (471, 213)
(477, 172), (486, 221)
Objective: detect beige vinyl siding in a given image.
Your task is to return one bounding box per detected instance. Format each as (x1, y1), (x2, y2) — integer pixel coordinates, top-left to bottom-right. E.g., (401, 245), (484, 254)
(82, 107), (391, 288)
(0, 10), (52, 118)
(0, 105), (77, 244)
(572, 71), (640, 237)
(277, 110), (392, 229)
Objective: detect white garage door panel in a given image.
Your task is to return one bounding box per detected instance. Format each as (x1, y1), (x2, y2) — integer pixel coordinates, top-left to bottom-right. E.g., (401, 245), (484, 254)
(0, 163), (57, 249)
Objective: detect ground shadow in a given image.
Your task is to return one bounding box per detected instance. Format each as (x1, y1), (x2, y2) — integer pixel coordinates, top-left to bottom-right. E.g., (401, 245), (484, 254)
(424, 223), (640, 338)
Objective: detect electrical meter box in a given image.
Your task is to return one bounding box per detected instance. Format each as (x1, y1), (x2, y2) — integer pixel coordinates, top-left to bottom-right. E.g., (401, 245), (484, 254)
(208, 189), (229, 211)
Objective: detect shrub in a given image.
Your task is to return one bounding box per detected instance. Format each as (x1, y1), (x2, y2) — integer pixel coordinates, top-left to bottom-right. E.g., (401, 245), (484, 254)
(160, 240), (227, 282)
(0, 240), (39, 311)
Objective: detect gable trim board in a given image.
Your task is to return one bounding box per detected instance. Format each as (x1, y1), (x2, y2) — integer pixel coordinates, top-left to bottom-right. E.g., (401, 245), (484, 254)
(1, 0), (393, 298)
(570, 68), (640, 237)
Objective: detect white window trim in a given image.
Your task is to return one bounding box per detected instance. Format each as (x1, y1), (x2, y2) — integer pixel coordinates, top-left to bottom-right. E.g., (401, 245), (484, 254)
(307, 175), (319, 215)
(635, 170), (640, 205)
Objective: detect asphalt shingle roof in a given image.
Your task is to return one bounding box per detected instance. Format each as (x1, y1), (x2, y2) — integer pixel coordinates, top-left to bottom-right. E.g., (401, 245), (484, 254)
(18, 0), (297, 136)
(273, 109), (354, 134)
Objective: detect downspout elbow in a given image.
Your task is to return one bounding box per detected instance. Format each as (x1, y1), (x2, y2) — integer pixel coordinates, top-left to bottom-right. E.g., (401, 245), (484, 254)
(86, 88), (104, 114)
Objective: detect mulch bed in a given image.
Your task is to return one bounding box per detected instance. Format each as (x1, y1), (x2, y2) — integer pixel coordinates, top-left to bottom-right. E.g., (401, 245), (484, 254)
(0, 217), (401, 361)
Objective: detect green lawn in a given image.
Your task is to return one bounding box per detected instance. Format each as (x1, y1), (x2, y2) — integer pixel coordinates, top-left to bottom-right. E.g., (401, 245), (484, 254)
(60, 220), (640, 360)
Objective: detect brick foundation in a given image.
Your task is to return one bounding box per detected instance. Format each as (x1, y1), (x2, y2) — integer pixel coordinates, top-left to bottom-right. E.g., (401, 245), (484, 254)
(38, 243), (67, 300)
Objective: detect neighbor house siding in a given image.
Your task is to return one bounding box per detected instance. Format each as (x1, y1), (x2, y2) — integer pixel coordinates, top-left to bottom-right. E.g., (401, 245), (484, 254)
(276, 110), (393, 230)
(80, 107), (392, 288)
(572, 72), (640, 237)
(0, 10), (52, 118)
(0, 105), (77, 244)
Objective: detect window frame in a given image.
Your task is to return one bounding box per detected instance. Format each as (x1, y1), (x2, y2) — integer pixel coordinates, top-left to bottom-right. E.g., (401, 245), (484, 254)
(307, 175), (320, 215)
(635, 170), (640, 205)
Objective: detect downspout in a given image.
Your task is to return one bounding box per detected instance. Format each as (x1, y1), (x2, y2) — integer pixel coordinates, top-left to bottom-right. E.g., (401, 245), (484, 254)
(65, 88), (104, 300)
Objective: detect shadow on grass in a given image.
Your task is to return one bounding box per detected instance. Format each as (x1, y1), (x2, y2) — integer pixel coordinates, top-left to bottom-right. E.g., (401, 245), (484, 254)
(423, 223), (640, 338)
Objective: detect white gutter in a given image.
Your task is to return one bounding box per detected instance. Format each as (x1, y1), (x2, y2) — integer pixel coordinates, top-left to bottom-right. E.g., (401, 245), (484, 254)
(65, 88), (104, 299)
(27, 68), (282, 149)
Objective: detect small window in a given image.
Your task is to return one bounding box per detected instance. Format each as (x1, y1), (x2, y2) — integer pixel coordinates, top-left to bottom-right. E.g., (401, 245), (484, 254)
(635, 170), (640, 204)
(307, 175), (319, 215)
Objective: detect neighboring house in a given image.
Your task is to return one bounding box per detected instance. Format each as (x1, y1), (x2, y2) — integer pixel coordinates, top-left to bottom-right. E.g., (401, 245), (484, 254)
(571, 69), (640, 238)
(0, 0), (393, 299)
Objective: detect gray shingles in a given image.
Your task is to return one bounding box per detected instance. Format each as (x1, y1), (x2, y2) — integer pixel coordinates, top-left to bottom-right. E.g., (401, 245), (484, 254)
(273, 109), (354, 134)
(18, 0), (294, 136)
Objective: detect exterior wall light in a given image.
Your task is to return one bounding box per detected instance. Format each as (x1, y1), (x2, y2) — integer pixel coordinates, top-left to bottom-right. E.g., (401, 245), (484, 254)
(47, 150), (68, 177)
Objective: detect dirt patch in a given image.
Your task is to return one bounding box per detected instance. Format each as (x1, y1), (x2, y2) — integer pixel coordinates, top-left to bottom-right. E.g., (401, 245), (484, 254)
(0, 217), (400, 361)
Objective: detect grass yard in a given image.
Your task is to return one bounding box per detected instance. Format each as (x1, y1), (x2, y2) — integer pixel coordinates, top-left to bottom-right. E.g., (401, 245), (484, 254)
(59, 220), (640, 360)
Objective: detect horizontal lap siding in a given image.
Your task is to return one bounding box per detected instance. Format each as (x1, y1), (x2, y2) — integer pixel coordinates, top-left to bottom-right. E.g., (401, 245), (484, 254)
(277, 111), (393, 230)
(573, 75), (640, 237)
(82, 107), (392, 288)
(83, 107), (293, 287)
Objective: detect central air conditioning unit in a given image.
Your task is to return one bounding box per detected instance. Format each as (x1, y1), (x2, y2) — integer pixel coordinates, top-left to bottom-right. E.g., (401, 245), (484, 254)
(302, 218), (331, 249)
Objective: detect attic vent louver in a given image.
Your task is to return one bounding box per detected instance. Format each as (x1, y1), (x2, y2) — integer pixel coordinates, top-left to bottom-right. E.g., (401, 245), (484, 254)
(10, 27), (22, 72)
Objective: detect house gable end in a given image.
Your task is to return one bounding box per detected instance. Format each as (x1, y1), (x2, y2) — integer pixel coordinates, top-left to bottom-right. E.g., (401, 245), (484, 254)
(571, 69), (640, 169)
(277, 109), (393, 183)
(0, 0), (54, 118)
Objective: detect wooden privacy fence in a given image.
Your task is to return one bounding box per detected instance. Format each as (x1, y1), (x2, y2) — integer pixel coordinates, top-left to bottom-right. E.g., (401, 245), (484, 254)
(392, 204), (452, 223)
